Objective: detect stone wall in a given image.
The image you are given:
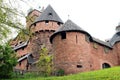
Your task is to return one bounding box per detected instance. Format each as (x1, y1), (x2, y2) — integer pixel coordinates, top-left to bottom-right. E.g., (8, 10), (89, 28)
(52, 31), (120, 74)
(52, 32), (91, 74)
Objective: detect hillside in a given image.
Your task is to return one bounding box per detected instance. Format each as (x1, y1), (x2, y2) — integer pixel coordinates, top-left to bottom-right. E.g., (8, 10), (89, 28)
(15, 66), (120, 80)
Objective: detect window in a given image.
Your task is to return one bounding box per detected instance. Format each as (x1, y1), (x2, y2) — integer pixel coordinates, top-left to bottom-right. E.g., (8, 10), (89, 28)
(45, 20), (49, 25)
(22, 47), (24, 50)
(34, 23), (36, 26)
(26, 63), (29, 70)
(93, 43), (98, 49)
(48, 13), (52, 16)
(104, 47), (109, 53)
(19, 62), (21, 66)
(57, 22), (61, 26)
(85, 34), (90, 42)
(76, 35), (78, 43)
(61, 32), (66, 39)
(102, 63), (111, 69)
(77, 65), (82, 68)
(19, 41), (22, 44)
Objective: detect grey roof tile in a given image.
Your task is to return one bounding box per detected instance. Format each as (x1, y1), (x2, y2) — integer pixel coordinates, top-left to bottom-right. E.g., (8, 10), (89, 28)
(50, 19), (91, 43)
(92, 37), (112, 48)
(17, 53), (35, 64)
(50, 19), (112, 48)
(13, 41), (28, 51)
(33, 5), (63, 24)
(109, 32), (120, 46)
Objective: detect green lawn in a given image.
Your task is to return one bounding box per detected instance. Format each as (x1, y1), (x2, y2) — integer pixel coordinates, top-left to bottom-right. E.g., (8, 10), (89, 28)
(12, 67), (120, 80)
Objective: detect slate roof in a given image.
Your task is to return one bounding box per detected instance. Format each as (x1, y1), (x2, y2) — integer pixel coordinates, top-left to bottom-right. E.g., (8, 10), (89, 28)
(109, 32), (120, 46)
(50, 19), (114, 48)
(13, 41), (28, 51)
(33, 5), (63, 24)
(92, 37), (112, 48)
(17, 53), (35, 64)
(50, 19), (91, 43)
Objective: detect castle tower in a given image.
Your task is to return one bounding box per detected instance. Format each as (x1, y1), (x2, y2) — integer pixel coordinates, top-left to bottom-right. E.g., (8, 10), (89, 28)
(50, 20), (92, 74)
(29, 5), (63, 59)
(26, 9), (42, 28)
(31, 5), (63, 32)
(109, 24), (120, 65)
(109, 24), (120, 46)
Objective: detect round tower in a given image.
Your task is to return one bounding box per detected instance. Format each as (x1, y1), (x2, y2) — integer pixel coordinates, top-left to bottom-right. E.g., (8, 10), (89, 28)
(29, 5), (63, 59)
(50, 20), (92, 74)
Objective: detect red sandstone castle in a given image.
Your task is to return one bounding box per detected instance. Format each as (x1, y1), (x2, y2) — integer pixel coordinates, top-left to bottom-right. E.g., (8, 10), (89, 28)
(10, 5), (120, 74)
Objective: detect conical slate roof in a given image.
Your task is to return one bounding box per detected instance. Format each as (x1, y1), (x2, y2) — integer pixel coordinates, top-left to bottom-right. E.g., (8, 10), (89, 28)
(50, 19), (91, 43)
(33, 5), (63, 24)
(109, 32), (120, 46)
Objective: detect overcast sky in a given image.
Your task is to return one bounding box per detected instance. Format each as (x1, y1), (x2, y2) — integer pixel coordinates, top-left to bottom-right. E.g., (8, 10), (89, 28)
(18, 0), (120, 41)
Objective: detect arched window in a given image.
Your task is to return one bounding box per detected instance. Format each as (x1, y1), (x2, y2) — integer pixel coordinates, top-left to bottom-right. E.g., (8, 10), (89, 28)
(102, 63), (111, 69)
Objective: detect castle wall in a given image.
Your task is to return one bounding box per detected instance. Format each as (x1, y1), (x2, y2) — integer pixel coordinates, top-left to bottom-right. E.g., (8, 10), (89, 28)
(16, 42), (32, 58)
(114, 42), (120, 65)
(52, 31), (120, 74)
(52, 32), (92, 74)
(15, 59), (27, 70)
(90, 41), (119, 70)
(30, 31), (54, 60)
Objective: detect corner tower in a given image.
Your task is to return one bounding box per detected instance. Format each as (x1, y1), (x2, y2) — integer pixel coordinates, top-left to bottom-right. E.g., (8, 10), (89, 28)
(50, 20), (92, 74)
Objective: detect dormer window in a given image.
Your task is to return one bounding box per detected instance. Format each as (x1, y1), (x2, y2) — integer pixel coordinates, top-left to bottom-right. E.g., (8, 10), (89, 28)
(48, 13), (52, 16)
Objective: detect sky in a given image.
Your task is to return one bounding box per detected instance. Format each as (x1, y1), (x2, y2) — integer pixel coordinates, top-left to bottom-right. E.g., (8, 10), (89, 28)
(18, 0), (120, 41)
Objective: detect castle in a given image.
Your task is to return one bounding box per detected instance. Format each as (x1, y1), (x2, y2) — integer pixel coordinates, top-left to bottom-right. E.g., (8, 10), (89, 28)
(10, 5), (120, 74)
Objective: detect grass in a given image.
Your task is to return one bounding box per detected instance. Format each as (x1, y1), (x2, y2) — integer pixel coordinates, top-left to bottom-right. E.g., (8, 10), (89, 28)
(7, 67), (120, 80)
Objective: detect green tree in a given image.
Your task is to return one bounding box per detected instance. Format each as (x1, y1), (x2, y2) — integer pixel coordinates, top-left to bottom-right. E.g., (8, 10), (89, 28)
(0, 43), (17, 78)
(0, 0), (23, 42)
(37, 47), (53, 76)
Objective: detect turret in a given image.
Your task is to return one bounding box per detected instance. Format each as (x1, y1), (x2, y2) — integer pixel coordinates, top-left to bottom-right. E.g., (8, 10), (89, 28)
(50, 20), (92, 74)
(29, 5), (63, 58)
(30, 5), (63, 32)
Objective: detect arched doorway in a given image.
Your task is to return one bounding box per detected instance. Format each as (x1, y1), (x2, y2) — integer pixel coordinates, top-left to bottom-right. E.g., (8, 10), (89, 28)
(102, 63), (111, 69)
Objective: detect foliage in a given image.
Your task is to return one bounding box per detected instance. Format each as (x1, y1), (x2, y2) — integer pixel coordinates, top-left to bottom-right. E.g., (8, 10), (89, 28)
(55, 69), (64, 76)
(0, 0), (22, 41)
(36, 47), (53, 76)
(0, 43), (17, 79)
(16, 28), (32, 41)
(13, 67), (120, 80)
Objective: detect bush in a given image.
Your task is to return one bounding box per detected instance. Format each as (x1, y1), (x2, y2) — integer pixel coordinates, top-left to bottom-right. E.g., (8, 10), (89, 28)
(56, 69), (65, 76)
(36, 47), (53, 77)
(0, 44), (17, 79)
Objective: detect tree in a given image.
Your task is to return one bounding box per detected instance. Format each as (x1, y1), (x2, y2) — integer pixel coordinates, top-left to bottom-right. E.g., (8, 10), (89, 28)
(36, 46), (53, 76)
(0, 0), (24, 43)
(0, 43), (17, 78)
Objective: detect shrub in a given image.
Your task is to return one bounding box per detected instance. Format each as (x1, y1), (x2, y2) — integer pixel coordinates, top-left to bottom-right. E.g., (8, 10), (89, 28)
(0, 44), (17, 79)
(56, 69), (65, 76)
